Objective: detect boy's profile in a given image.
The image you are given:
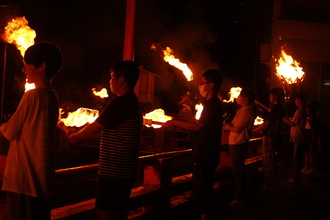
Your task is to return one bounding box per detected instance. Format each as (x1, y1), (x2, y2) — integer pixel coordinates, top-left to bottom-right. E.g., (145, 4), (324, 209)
(0, 42), (62, 220)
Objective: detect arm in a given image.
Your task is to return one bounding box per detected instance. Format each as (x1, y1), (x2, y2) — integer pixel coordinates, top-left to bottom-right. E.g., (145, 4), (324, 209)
(164, 119), (203, 131)
(283, 117), (296, 127)
(253, 120), (270, 133)
(224, 123), (244, 133)
(67, 121), (104, 144)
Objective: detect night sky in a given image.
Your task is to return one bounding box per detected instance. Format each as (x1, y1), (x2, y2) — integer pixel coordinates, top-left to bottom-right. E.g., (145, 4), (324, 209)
(0, 0), (273, 114)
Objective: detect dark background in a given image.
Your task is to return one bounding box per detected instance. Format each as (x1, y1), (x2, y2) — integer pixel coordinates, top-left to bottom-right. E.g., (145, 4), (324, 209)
(0, 0), (273, 114)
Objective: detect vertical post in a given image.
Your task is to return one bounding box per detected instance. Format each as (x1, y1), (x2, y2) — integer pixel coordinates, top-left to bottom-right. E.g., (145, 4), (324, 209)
(1, 43), (7, 125)
(123, 0), (136, 61)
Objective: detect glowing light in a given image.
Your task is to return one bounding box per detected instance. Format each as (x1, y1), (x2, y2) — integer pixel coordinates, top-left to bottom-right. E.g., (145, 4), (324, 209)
(254, 116), (264, 126)
(2, 16), (36, 91)
(275, 48), (305, 84)
(195, 103), (203, 120)
(92, 88), (108, 98)
(152, 44), (193, 81)
(223, 87), (242, 103)
(143, 108), (172, 129)
(60, 107), (99, 127)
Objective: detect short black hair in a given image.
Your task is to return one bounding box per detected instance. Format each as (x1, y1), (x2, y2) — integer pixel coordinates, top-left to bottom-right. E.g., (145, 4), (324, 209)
(24, 43), (62, 80)
(295, 92), (308, 104)
(240, 87), (257, 103)
(202, 69), (223, 95)
(270, 87), (285, 102)
(111, 60), (140, 90)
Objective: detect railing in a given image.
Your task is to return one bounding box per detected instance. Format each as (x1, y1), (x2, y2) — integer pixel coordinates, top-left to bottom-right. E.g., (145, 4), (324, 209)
(51, 137), (263, 220)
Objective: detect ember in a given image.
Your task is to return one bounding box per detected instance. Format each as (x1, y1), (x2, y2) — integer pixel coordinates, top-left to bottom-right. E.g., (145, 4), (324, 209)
(2, 16), (36, 91)
(92, 88), (108, 98)
(60, 107), (99, 127)
(151, 44), (193, 81)
(275, 48), (305, 84)
(223, 87), (242, 103)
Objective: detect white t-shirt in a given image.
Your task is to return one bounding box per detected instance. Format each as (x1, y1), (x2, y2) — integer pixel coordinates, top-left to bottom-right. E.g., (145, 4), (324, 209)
(228, 106), (256, 145)
(0, 87), (59, 198)
(290, 108), (306, 144)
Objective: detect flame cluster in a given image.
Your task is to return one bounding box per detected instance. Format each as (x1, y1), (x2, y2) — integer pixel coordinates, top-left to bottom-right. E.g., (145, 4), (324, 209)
(2, 16), (36, 57)
(275, 49), (305, 84)
(143, 108), (172, 129)
(60, 108), (99, 127)
(152, 44), (193, 81)
(223, 87), (242, 103)
(92, 88), (108, 98)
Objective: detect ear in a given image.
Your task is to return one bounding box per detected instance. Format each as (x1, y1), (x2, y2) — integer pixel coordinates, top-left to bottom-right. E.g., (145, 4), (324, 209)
(118, 76), (125, 85)
(38, 62), (46, 72)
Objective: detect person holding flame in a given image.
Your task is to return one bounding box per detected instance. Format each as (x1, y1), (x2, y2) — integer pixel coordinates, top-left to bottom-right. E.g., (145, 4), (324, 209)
(60, 60), (142, 220)
(164, 69), (223, 220)
(0, 43), (62, 220)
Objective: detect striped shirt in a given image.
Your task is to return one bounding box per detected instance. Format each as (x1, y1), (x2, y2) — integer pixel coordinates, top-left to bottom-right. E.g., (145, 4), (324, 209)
(96, 92), (142, 178)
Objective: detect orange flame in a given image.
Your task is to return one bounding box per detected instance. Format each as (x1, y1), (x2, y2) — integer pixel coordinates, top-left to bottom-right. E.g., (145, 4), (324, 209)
(195, 103), (203, 120)
(223, 87), (242, 103)
(2, 16), (36, 91)
(92, 88), (108, 98)
(254, 116), (264, 126)
(275, 48), (305, 84)
(60, 107), (99, 127)
(152, 44), (193, 81)
(143, 108), (172, 129)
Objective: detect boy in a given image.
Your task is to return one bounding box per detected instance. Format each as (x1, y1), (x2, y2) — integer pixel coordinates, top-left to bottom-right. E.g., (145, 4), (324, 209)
(253, 87), (286, 193)
(224, 87), (257, 209)
(0, 43), (62, 219)
(165, 69), (223, 220)
(62, 60), (142, 220)
(284, 92), (308, 184)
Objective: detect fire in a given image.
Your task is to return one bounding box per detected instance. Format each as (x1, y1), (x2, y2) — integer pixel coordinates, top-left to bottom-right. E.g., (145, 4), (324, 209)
(195, 103), (203, 120)
(143, 108), (172, 129)
(223, 87), (242, 103)
(254, 116), (264, 126)
(92, 88), (108, 98)
(2, 16), (36, 91)
(60, 107), (99, 127)
(151, 44), (193, 81)
(275, 48), (305, 84)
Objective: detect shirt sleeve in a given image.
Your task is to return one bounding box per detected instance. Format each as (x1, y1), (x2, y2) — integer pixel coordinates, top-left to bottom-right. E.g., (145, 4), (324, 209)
(0, 91), (37, 141)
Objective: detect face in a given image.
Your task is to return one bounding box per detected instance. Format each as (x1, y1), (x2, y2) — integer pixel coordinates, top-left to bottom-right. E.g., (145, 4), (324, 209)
(22, 62), (41, 84)
(109, 71), (123, 95)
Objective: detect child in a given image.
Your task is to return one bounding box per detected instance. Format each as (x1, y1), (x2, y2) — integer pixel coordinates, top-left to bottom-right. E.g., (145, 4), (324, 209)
(253, 87), (286, 193)
(0, 43), (62, 220)
(223, 87), (257, 210)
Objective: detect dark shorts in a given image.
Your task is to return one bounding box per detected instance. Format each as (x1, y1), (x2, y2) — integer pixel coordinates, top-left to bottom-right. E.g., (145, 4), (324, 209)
(5, 192), (50, 220)
(95, 175), (135, 212)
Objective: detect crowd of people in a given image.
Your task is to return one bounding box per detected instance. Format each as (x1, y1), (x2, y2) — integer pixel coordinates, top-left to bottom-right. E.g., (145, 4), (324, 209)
(0, 42), (329, 220)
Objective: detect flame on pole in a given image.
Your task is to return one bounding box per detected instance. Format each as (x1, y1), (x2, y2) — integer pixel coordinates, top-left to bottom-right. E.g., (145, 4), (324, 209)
(2, 16), (36, 91)
(223, 87), (242, 103)
(275, 48), (305, 85)
(151, 44), (193, 82)
(195, 103), (203, 120)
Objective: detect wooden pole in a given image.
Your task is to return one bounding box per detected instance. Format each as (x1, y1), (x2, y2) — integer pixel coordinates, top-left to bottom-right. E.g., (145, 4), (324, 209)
(123, 0), (136, 61)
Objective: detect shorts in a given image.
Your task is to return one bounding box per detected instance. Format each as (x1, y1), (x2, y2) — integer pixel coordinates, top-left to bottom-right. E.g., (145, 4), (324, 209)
(95, 175), (135, 212)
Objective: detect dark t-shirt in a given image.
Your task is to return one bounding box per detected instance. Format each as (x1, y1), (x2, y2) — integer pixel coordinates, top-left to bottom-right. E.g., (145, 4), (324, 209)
(96, 92), (143, 178)
(191, 96), (223, 164)
(264, 102), (285, 147)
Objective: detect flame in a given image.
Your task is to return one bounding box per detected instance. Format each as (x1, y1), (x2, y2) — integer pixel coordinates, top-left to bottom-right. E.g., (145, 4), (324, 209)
(60, 107), (99, 127)
(2, 16), (36, 91)
(254, 116), (264, 126)
(152, 44), (193, 81)
(275, 48), (305, 84)
(92, 88), (108, 98)
(195, 103), (203, 120)
(143, 108), (172, 129)
(223, 87), (242, 103)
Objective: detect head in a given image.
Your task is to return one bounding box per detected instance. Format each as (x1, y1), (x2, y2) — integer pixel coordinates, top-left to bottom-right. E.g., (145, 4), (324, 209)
(306, 100), (320, 116)
(199, 69), (223, 98)
(269, 87), (285, 103)
(110, 60), (140, 94)
(237, 87), (256, 105)
(23, 43), (62, 80)
(295, 92), (308, 107)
